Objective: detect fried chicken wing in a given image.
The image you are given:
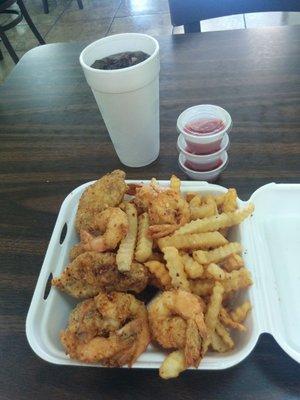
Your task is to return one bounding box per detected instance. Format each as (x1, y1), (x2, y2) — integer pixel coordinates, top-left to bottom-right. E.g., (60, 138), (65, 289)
(52, 251), (149, 298)
(75, 170), (127, 232)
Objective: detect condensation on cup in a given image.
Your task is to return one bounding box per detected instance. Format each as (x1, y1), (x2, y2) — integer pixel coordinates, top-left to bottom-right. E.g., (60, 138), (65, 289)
(80, 33), (160, 167)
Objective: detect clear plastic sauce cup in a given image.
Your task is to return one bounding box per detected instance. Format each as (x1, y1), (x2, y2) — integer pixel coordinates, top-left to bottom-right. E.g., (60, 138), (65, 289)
(177, 104), (232, 155)
(178, 151), (228, 181)
(177, 133), (229, 171)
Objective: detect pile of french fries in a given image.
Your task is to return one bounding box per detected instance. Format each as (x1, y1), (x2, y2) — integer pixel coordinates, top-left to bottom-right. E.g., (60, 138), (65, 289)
(122, 179), (254, 378)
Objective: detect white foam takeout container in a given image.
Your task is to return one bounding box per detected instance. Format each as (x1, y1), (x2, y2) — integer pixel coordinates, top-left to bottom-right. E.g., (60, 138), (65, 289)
(26, 181), (300, 369)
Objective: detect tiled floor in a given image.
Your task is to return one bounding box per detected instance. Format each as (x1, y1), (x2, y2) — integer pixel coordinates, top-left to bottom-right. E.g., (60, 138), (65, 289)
(1, 0), (300, 83)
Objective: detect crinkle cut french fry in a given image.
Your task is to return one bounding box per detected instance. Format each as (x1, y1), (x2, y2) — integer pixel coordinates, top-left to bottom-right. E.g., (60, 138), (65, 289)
(190, 204), (216, 220)
(175, 204), (254, 235)
(205, 195), (218, 215)
(193, 242), (242, 265)
(162, 247), (190, 291)
(150, 177), (159, 188)
(189, 278), (215, 296)
(219, 307), (246, 331)
(190, 194), (219, 223)
(199, 268), (251, 294)
(144, 261), (172, 289)
(205, 263), (249, 288)
(135, 212), (153, 262)
(214, 189), (236, 209)
(221, 268), (252, 292)
(181, 253), (203, 279)
(210, 331), (229, 352)
(159, 350), (186, 379)
(203, 282), (224, 354)
(170, 175), (181, 193)
(221, 188), (237, 213)
(230, 301), (252, 323)
(215, 322), (234, 349)
(158, 232), (228, 251)
(116, 203), (137, 272)
(221, 253), (244, 272)
(206, 263), (227, 280)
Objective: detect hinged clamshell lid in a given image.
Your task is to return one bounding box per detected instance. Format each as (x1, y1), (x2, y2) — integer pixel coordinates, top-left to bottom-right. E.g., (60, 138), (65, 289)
(249, 183), (300, 363)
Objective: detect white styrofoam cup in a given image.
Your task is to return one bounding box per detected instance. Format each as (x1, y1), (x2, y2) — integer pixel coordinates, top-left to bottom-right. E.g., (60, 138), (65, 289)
(80, 33), (160, 167)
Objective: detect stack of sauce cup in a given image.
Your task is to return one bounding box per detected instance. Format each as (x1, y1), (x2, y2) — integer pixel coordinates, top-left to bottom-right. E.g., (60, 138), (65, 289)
(177, 105), (232, 181)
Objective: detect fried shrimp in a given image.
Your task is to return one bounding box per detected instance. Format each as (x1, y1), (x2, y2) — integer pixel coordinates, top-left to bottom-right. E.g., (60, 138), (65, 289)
(52, 252), (149, 298)
(80, 207), (129, 253)
(52, 170), (253, 377)
(61, 292), (150, 366)
(148, 289), (207, 368)
(75, 170), (127, 232)
(133, 179), (190, 238)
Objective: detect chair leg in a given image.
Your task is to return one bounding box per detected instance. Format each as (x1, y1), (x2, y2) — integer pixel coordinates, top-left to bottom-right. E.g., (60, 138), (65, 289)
(77, 0), (83, 9)
(184, 21), (201, 33)
(42, 0), (49, 14)
(0, 32), (19, 63)
(17, 0), (46, 44)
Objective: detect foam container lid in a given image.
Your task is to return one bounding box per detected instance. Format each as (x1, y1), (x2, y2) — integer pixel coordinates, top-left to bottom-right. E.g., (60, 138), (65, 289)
(26, 181), (300, 369)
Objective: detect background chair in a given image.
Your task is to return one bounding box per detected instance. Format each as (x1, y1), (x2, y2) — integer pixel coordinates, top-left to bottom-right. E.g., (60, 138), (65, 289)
(0, 0), (45, 63)
(41, 0), (83, 14)
(168, 0), (300, 32)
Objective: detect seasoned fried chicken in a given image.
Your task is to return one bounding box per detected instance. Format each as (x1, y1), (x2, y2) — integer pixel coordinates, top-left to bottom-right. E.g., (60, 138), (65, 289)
(75, 170), (127, 232)
(52, 251), (149, 298)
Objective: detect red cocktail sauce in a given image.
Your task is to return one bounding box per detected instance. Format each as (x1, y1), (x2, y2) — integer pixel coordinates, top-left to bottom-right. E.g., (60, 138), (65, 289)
(184, 118), (225, 135)
(185, 139), (222, 155)
(184, 158), (223, 172)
